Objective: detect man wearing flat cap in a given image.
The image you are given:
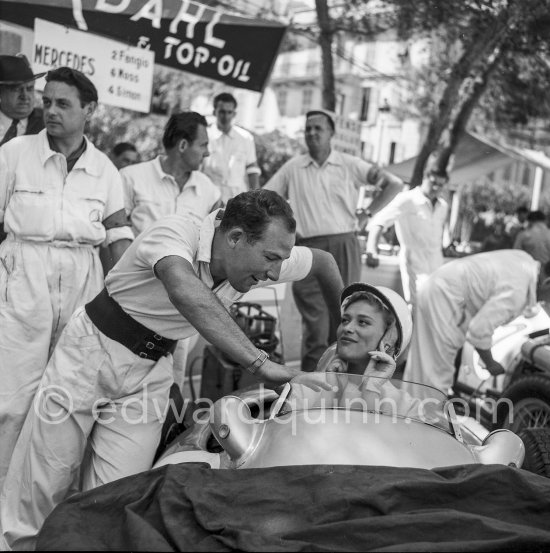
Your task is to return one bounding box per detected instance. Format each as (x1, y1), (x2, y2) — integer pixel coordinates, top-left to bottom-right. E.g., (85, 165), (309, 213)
(0, 54), (45, 146)
(265, 109), (403, 371)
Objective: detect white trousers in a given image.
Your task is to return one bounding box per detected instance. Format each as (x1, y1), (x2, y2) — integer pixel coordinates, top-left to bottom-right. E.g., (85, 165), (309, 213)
(0, 307), (174, 550)
(402, 280), (465, 400)
(0, 240), (103, 491)
(172, 334), (199, 393)
(399, 252), (432, 308)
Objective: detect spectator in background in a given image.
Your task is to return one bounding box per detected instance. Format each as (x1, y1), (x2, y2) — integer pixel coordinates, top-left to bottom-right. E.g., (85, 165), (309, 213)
(202, 92), (261, 203)
(505, 205), (529, 244)
(480, 218), (512, 252)
(366, 167), (449, 309)
(0, 54), (45, 146)
(514, 210), (550, 272)
(0, 67), (133, 492)
(111, 141), (140, 170)
(121, 112), (222, 237)
(265, 109), (403, 371)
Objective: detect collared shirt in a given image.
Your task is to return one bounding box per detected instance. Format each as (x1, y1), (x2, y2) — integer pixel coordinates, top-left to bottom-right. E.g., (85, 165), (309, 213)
(105, 210), (313, 339)
(0, 110), (28, 141)
(121, 156), (221, 236)
(0, 129), (133, 246)
(368, 186), (448, 274)
(264, 150), (376, 238)
(47, 134), (87, 172)
(426, 250), (539, 349)
(202, 124), (259, 202)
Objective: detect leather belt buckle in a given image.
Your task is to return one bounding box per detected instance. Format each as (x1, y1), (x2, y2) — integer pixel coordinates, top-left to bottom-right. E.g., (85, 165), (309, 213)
(139, 351), (149, 359)
(146, 341), (155, 350)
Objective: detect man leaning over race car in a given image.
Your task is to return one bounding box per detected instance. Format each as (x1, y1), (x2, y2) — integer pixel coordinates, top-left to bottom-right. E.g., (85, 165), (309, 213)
(1, 189), (344, 551)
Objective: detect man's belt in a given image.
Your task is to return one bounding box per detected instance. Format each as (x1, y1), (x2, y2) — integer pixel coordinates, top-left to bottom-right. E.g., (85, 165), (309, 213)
(85, 288), (177, 362)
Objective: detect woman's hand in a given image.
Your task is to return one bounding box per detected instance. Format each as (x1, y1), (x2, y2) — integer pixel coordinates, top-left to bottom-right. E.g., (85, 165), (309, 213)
(364, 351), (397, 380)
(361, 350), (397, 397)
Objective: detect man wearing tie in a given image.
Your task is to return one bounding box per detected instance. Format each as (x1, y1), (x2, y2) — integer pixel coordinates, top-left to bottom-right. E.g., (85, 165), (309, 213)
(0, 54), (45, 147)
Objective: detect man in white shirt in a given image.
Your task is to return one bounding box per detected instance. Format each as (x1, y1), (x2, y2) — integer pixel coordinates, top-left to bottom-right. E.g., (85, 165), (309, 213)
(0, 55), (45, 146)
(265, 109), (403, 371)
(0, 67), (133, 496)
(1, 189), (344, 550)
(403, 250), (541, 400)
(202, 92), (260, 202)
(366, 168), (449, 308)
(122, 111), (222, 236)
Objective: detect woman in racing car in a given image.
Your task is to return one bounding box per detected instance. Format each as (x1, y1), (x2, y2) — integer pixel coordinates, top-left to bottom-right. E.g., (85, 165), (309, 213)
(311, 283), (439, 421)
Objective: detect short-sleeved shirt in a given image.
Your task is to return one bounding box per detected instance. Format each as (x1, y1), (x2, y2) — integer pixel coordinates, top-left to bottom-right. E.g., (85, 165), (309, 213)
(202, 125), (259, 202)
(264, 150), (377, 238)
(367, 186), (448, 274)
(0, 129), (133, 246)
(105, 210), (313, 340)
(121, 156), (221, 236)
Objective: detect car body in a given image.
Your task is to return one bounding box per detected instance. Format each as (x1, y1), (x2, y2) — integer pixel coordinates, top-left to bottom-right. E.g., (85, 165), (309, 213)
(455, 301), (550, 433)
(154, 373), (525, 472)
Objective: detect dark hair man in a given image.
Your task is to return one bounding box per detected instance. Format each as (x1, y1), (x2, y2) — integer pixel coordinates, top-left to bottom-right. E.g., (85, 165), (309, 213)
(111, 141), (139, 170)
(121, 111), (222, 237)
(1, 189), (344, 550)
(0, 67), (133, 497)
(201, 92), (261, 202)
(366, 166), (449, 309)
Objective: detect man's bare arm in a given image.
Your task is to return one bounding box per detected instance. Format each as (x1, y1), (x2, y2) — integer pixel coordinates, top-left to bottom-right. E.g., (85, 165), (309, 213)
(307, 248), (345, 326)
(247, 171), (260, 190)
(368, 173), (404, 216)
(155, 255), (301, 384)
(365, 225), (384, 268)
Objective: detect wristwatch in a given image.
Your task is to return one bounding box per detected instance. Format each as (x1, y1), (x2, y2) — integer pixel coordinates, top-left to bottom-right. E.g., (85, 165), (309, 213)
(246, 349), (269, 374)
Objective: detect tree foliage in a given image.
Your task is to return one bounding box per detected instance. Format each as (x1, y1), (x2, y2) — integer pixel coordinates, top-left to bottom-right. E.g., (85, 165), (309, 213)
(254, 130), (306, 186)
(382, 0), (550, 184)
(310, 0), (550, 187)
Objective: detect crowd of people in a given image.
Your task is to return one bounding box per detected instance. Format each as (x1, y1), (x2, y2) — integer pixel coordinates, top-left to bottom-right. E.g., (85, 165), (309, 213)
(0, 57), (401, 548)
(1, 54), (550, 549)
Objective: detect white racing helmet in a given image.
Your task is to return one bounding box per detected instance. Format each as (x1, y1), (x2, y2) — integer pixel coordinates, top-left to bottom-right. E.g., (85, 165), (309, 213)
(340, 282), (413, 358)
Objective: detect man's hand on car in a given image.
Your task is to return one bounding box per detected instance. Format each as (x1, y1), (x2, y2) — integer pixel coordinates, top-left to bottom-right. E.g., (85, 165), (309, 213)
(257, 361), (333, 391)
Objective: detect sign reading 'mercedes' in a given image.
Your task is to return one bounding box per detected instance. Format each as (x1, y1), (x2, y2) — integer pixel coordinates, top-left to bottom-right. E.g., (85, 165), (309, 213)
(33, 18), (155, 112)
(0, 0), (288, 93)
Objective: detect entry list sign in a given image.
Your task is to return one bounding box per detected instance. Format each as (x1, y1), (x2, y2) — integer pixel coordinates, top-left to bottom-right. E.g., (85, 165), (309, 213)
(32, 18), (155, 113)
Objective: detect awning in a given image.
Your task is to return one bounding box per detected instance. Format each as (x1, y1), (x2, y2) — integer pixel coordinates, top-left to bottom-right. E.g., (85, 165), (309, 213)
(388, 132), (550, 186)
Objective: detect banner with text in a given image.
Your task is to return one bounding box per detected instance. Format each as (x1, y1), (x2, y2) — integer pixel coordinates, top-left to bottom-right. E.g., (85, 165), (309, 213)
(33, 18), (154, 112)
(0, 0), (287, 93)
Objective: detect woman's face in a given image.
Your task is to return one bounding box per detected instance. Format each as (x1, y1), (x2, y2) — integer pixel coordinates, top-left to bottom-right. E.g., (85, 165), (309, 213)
(336, 299), (387, 363)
